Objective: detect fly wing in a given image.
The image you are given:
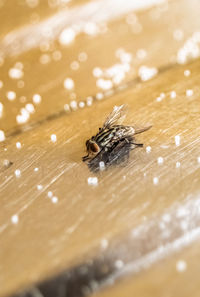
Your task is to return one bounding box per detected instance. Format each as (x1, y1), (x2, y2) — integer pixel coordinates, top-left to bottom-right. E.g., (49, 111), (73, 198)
(103, 105), (127, 129)
(113, 126), (135, 140)
(134, 125), (152, 134)
(112, 125), (152, 141)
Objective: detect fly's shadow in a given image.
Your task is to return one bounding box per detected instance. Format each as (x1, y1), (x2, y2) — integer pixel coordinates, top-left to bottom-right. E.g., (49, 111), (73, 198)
(87, 137), (142, 173)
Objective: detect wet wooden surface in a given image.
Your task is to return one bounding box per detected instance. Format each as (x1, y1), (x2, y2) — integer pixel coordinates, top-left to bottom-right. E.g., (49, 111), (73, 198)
(1, 0), (200, 296)
(94, 241), (200, 297)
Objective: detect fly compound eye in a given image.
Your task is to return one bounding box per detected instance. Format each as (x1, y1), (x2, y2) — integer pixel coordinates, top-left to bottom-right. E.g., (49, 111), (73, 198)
(90, 142), (100, 153)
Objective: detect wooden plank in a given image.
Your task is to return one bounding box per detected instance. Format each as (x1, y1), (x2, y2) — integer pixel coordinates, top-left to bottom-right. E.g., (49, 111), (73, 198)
(1, 0), (200, 133)
(93, 241), (200, 297)
(1, 0), (200, 296)
(1, 58), (200, 296)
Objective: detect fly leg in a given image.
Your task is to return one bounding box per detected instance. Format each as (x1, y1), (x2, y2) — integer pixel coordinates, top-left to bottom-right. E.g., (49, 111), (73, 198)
(82, 154), (90, 161)
(131, 142), (143, 147)
(129, 136), (143, 149)
(119, 137), (143, 149)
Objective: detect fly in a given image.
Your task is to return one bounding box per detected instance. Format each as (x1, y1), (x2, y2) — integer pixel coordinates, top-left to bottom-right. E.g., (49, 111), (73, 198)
(82, 105), (151, 169)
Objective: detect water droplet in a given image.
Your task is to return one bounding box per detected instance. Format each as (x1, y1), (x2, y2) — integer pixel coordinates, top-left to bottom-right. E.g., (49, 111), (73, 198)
(186, 89), (193, 97)
(52, 196), (58, 203)
(11, 214), (19, 224)
(32, 94), (41, 104)
(184, 69), (191, 77)
(7, 91), (16, 101)
(175, 135), (181, 146)
(146, 146), (151, 153)
(87, 177), (98, 186)
(176, 260), (187, 272)
(153, 177), (159, 185)
(15, 169), (21, 177)
(16, 142), (22, 149)
(64, 78), (74, 90)
(170, 91), (176, 98)
(59, 27), (76, 45)
(138, 65), (158, 81)
(157, 157), (164, 164)
(47, 191), (53, 198)
(0, 130), (5, 142)
(37, 184), (43, 190)
(51, 134), (57, 142)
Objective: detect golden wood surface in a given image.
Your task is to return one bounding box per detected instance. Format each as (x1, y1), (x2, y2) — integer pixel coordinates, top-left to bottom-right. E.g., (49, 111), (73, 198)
(1, 0), (200, 133)
(93, 241), (200, 297)
(1, 0), (200, 296)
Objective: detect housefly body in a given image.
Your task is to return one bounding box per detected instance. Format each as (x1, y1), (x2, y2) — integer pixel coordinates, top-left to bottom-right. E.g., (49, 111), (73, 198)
(83, 105), (151, 171)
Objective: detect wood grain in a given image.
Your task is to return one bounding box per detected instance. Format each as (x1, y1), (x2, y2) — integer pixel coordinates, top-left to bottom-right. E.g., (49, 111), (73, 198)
(1, 58), (200, 296)
(93, 240), (200, 297)
(1, 0), (200, 296)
